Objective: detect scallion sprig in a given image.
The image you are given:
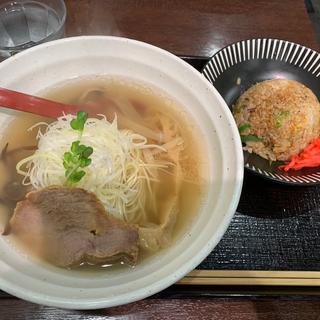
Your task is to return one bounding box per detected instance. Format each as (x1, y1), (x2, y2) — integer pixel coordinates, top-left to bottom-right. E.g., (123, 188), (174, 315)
(63, 111), (93, 184)
(70, 110), (88, 134)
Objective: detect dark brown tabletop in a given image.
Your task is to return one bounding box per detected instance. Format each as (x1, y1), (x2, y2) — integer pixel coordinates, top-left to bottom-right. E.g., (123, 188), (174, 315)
(65, 0), (319, 57)
(1, 0), (320, 318)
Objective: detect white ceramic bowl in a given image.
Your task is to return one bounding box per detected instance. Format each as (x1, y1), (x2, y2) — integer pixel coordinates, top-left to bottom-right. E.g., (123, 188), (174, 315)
(0, 36), (243, 309)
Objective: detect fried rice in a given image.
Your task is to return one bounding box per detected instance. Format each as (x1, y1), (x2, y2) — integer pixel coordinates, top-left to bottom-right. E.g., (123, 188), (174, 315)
(233, 79), (320, 161)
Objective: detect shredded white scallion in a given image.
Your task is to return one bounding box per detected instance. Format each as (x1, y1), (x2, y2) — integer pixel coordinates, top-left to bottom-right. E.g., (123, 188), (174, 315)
(16, 114), (171, 222)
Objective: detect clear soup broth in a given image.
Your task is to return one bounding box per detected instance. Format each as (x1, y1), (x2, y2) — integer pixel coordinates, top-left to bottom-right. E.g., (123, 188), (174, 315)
(0, 76), (208, 270)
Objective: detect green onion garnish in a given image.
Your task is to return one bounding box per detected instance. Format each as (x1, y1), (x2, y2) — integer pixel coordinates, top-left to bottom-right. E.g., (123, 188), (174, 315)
(63, 111), (93, 184)
(275, 110), (290, 128)
(241, 135), (263, 143)
(238, 123), (251, 134)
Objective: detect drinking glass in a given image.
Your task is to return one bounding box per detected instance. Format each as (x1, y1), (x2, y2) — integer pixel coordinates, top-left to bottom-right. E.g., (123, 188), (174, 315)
(0, 0), (66, 58)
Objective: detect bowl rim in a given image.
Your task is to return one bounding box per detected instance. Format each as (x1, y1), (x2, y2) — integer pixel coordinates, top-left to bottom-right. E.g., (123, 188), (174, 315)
(0, 35), (244, 309)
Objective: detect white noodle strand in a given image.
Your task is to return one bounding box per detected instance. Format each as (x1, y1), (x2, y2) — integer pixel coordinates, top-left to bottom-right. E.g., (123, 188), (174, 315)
(16, 114), (175, 223)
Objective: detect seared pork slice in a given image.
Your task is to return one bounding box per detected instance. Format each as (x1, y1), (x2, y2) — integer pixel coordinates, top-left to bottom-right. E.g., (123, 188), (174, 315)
(8, 186), (139, 267)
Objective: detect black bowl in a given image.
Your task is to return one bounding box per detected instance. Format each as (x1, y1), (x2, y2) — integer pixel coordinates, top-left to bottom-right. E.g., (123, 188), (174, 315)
(202, 38), (320, 185)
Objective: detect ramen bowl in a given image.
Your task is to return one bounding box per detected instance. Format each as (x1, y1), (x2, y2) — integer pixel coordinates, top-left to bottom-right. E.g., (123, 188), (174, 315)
(0, 36), (243, 309)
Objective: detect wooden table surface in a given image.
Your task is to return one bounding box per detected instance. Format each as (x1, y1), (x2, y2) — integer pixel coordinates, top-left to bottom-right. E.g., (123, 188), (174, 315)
(65, 0), (319, 57)
(2, 0), (320, 318)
